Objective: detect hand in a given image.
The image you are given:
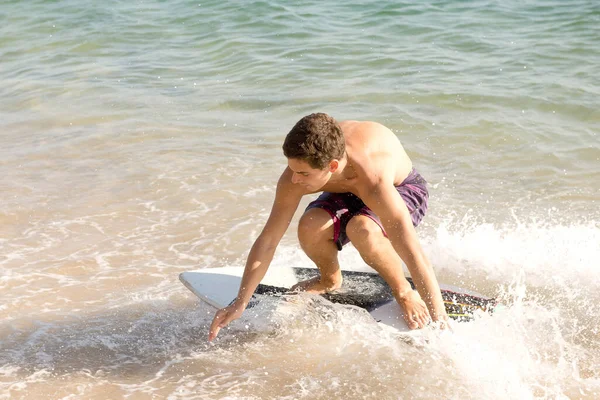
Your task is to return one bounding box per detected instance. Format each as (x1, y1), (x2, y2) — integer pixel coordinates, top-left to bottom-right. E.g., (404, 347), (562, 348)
(396, 290), (431, 330)
(431, 309), (452, 331)
(208, 299), (246, 341)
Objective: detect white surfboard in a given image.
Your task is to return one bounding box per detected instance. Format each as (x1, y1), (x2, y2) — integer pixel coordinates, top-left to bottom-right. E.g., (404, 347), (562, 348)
(180, 265), (496, 332)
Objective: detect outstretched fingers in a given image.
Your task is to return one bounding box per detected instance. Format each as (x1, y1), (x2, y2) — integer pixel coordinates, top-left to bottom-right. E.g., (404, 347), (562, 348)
(208, 307), (239, 341)
(404, 308), (431, 330)
(208, 309), (226, 341)
(398, 290), (432, 330)
(435, 316), (453, 331)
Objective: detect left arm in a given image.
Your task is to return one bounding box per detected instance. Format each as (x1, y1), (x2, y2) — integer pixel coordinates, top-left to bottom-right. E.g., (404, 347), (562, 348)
(360, 173), (447, 322)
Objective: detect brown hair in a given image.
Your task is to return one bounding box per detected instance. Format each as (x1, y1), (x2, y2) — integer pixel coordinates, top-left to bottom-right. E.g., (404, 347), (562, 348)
(282, 113), (345, 169)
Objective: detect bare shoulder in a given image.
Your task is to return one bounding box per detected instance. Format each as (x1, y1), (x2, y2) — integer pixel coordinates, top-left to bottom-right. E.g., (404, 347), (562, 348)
(267, 168), (306, 219)
(276, 167), (309, 198)
(339, 120), (393, 133)
(340, 120), (412, 186)
(258, 168), (306, 241)
(340, 120), (401, 150)
(339, 120), (391, 135)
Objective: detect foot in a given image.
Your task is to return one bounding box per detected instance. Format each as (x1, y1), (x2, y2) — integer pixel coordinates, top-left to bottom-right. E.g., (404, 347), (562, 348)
(290, 276), (342, 294)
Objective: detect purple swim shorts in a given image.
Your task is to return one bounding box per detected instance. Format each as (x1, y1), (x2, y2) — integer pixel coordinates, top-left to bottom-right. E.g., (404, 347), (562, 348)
(305, 168), (429, 251)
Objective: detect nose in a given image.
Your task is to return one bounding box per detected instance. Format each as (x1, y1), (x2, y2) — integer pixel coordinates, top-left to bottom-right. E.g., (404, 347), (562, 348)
(292, 173), (301, 184)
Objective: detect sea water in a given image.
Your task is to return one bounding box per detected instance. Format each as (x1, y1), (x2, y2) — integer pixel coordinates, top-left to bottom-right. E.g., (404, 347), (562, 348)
(1, 0), (599, 399)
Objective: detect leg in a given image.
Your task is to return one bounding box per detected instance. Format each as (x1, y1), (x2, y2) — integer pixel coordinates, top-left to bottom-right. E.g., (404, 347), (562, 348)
(345, 215), (412, 299)
(290, 208), (343, 292)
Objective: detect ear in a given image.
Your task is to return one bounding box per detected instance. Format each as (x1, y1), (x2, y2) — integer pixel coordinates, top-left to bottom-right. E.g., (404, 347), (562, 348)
(329, 159), (339, 173)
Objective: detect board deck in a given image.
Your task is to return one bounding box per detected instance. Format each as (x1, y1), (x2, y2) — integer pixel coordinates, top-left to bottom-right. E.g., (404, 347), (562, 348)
(180, 266), (496, 332)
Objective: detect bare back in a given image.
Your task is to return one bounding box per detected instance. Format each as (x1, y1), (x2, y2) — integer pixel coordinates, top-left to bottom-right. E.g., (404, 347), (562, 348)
(319, 120), (413, 195)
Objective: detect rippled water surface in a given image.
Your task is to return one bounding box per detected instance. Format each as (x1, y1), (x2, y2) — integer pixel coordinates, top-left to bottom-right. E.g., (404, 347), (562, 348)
(1, 0), (599, 399)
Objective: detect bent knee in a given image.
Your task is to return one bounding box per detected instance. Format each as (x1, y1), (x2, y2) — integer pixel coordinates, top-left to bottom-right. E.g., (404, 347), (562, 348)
(346, 215), (385, 244)
(298, 208), (334, 244)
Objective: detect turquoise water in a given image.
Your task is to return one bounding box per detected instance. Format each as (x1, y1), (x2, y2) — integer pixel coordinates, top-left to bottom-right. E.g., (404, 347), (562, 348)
(2, 0), (598, 217)
(1, 1), (599, 399)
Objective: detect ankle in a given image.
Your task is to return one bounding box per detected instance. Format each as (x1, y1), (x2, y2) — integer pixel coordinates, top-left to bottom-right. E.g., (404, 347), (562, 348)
(321, 275), (343, 292)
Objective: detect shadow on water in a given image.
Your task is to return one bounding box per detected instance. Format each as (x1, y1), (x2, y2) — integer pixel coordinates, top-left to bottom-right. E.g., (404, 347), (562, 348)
(0, 296), (252, 380)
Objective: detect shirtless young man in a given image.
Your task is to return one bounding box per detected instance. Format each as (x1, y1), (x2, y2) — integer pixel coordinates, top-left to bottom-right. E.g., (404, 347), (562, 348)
(208, 113), (448, 341)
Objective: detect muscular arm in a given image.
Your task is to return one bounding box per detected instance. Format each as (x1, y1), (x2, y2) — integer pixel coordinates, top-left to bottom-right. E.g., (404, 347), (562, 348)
(209, 169), (304, 340)
(356, 153), (447, 321)
(237, 177), (303, 306)
(361, 183), (446, 320)
(236, 173), (304, 304)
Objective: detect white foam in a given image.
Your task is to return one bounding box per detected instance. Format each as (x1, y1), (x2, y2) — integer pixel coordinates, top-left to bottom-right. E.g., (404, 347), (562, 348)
(2, 208), (600, 399)
(426, 218), (600, 287)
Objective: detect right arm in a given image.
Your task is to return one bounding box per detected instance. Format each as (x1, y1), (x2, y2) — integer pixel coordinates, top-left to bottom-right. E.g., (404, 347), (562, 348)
(208, 169), (304, 341)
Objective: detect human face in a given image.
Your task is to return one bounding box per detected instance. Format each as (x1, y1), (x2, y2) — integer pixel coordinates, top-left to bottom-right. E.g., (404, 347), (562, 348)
(287, 158), (335, 191)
